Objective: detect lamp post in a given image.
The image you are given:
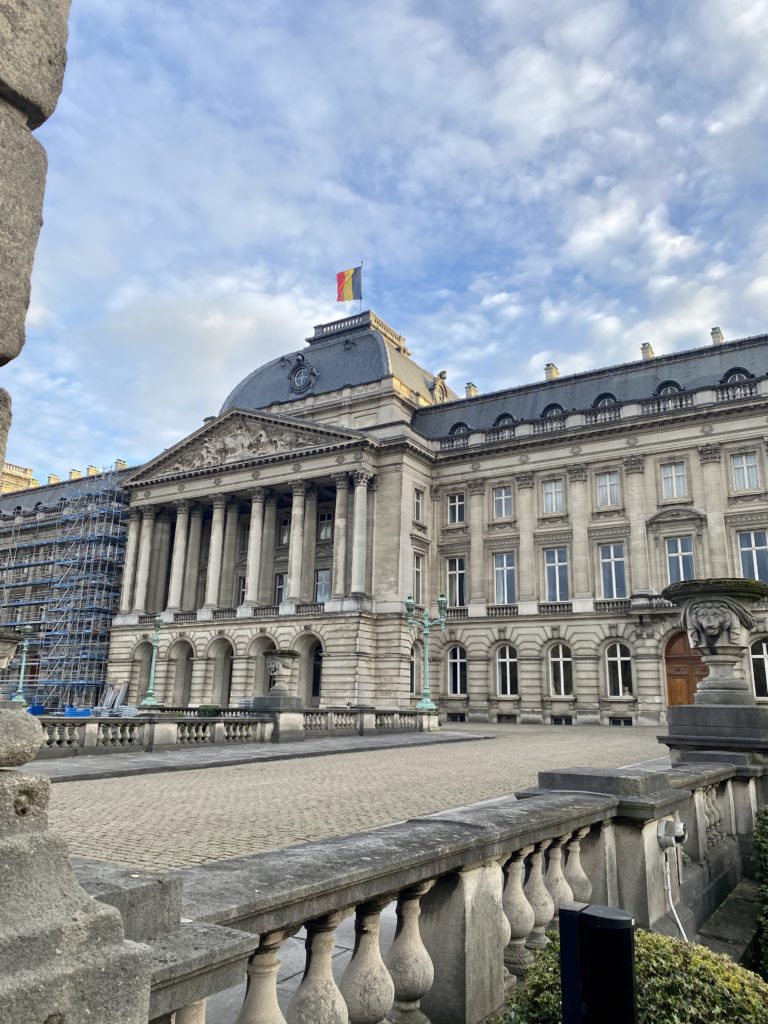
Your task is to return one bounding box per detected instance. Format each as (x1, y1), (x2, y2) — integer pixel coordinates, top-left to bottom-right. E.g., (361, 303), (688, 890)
(405, 593), (447, 711)
(11, 625), (32, 705)
(140, 614), (163, 707)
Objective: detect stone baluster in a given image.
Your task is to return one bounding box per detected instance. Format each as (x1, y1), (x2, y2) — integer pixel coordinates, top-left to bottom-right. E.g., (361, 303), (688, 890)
(166, 500), (190, 611)
(132, 506), (157, 614)
(182, 504), (203, 611)
(175, 1002), (207, 1024)
(502, 845), (535, 978)
(119, 507), (141, 612)
(236, 929), (289, 1024)
(203, 495), (227, 609)
(383, 881), (435, 1024)
(544, 833), (574, 922)
(563, 827), (592, 903)
(340, 898), (395, 1024)
(286, 912), (348, 1024)
(524, 839), (554, 949)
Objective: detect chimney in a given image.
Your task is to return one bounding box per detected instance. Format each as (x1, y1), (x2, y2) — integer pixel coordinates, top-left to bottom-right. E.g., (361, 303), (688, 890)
(544, 362), (559, 381)
(47, 474), (60, 485)
(114, 459), (128, 471)
(69, 469), (82, 481)
(641, 342), (654, 360)
(711, 326), (725, 346)
(465, 382), (478, 399)
(86, 465), (99, 477)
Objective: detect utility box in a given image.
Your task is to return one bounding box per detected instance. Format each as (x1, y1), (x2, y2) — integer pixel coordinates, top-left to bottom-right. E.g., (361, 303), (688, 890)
(560, 903), (637, 1024)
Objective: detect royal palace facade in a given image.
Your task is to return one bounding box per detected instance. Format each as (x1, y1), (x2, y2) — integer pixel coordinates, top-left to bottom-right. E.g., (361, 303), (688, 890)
(108, 313), (768, 725)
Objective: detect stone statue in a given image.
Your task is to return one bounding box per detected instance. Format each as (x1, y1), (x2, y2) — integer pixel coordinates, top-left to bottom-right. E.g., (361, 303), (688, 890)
(682, 598), (756, 653)
(266, 651), (297, 696)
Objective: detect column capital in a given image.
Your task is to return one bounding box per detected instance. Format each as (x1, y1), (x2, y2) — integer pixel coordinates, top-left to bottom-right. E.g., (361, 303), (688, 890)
(225, 497), (241, 513)
(128, 506), (142, 523)
(174, 499), (191, 514)
(334, 472), (350, 491)
(140, 505), (158, 521)
(303, 482), (318, 499)
(352, 469), (373, 487)
(265, 491), (278, 508)
(212, 494), (227, 510)
(156, 508), (171, 523)
(698, 443), (722, 464)
(188, 501), (204, 519)
(566, 463), (588, 483)
(623, 454), (646, 475)
(250, 487), (267, 503)
(516, 472), (535, 489)
(291, 480), (307, 497)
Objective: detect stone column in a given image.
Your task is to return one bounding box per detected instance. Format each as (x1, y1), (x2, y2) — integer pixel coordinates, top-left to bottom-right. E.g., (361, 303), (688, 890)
(287, 482), (306, 602)
(623, 455), (650, 593)
(133, 507), (157, 614)
(468, 479), (486, 609)
(516, 473), (536, 613)
(258, 493), (278, 605)
(699, 444), (728, 577)
(350, 470), (372, 596)
(331, 474), (349, 598)
(182, 504), (203, 611)
(203, 496), (227, 609)
(243, 488), (266, 606)
(119, 507), (141, 613)
(218, 499), (240, 607)
(568, 464), (591, 609)
(301, 484), (318, 602)
(166, 500), (190, 611)
(149, 510), (172, 612)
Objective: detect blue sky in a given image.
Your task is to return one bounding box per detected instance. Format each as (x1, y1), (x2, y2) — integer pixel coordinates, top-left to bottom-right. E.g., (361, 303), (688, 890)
(5, 0), (768, 478)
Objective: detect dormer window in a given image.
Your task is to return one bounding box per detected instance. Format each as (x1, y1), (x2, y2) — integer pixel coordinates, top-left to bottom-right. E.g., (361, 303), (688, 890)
(656, 381), (682, 396)
(494, 413), (515, 427)
(542, 404), (565, 419)
(722, 367), (752, 384)
(594, 393), (617, 407)
(449, 422), (471, 435)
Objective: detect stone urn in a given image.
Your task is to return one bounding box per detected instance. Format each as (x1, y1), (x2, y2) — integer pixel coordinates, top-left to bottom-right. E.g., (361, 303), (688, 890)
(265, 649), (298, 696)
(662, 578), (768, 706)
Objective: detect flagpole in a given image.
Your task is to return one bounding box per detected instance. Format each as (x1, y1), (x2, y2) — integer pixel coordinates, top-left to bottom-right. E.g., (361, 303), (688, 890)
(359, 260), (363, 314)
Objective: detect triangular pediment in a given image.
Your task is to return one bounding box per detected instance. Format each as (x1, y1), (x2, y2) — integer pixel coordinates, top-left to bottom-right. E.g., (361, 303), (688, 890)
(126, 409), (368, 485)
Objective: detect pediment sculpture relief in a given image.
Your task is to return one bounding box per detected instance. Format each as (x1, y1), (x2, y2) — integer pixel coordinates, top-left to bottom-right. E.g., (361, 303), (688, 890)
(165, 417), (327, 473)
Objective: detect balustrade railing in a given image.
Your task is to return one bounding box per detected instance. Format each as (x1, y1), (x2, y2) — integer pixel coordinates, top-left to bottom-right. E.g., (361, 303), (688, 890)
(584, 405), (621, 424)
(253, 605), (279, 619)
(212, 608), (237, 621)
(716, 380), (758, 402)
(439, 434), (470, 450)
(533, 416), (566, 434)
(43, 721), (85, 752)
(97, 721), (145, 748)
(445, 607), (468, 619)
(486, 603), (519, 617)
(640, 393), (694, 415)
(172, 611), (197, 623)
(538, 601), (572, 615)
(594, 598), (631, 613)
(296, 602), (325, 615)
(484, 424), (515, 442)
(177, 721), (213, 744)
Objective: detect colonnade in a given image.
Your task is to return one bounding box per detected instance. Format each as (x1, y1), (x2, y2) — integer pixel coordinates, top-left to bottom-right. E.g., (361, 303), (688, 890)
(118, 471), (374, 616)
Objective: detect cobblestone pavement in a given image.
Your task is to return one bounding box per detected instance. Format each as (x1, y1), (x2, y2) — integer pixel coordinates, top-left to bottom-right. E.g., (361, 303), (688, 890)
(48, 724), (666, 869)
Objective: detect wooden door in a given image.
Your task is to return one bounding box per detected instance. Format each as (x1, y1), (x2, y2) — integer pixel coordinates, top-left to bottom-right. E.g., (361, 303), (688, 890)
(665, 631), (707, 706)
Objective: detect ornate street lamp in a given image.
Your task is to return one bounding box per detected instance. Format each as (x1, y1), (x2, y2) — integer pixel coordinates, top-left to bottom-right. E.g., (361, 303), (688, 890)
(406, 592), (447, 711)
(140, 614), (163, 707)
(11, 625), (32, 705)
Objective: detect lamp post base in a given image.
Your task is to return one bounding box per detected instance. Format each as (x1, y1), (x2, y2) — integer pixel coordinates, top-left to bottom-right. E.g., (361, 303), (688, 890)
(416, 697), (437, 712)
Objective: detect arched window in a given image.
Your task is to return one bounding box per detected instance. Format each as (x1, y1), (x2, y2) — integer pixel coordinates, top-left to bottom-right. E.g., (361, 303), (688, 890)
(448, 645), (467, 695)
(496, 645), (518, 696)
(449, 422), (471, 435)
(750, 639), (768, 698)
(494, 413), (515, 427)
(722, 367), (751, 384)
(594, 393), (617, 407)
(606, 642), (633, 697)
(542, 403), (565, 419)
(549, 643), (573, 696)
(656, 380), (681, 396)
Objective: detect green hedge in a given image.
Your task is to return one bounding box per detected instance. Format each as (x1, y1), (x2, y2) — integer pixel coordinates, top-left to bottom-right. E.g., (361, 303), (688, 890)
(756, 805), (768, 980)
(505, 929), (768, 1024)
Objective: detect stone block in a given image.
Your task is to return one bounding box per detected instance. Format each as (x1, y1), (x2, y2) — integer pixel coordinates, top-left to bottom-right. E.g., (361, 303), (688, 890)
(0, 0), (72, 127)
(0, 99), (47, 365)
(73, 858), (184, 942)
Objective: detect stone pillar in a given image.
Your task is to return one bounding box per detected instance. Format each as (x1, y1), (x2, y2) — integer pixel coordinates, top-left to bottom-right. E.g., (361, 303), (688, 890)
(119, 507), (141, 613)
(468, 479), (486, 609)
(350, 471), (372, 596)
(258, 494), (278, 605)
(699, 444), (728, 577)
(568, 464), (591, 608)
(149, 510), (172, 612)
(516, 473), (536, 613)
(331, 474), (349, 599)
(166, 500), (190, 611)
(301, 484), (318, 602)
(287, 482), (306, 603)
(242, 488), (266, 606)
(133, 507), (157, 614)
(623, 455), (650, 593)
(182, 504), (203, 611)
(203, 496), (227, 609)
(218, 499), (240, 607)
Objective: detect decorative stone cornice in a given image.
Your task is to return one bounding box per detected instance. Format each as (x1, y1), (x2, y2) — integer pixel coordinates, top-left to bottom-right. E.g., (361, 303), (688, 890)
(567, 463), (588, 482)
(698, 443), (722, 464)
(623, 454), (645, 475)
(468, 479), (486, 496)
(430, 484), (442, 501)
(516, 472), (535, 489)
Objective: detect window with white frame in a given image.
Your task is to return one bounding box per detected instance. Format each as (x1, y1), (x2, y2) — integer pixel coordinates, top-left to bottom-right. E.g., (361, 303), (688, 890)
(732, 452), (759, 491)
(750, 639), (768, 698)
(447, 492), (465, 524)
(448, 645), (468, 695)
(606, 642), (633, 697)
(274, 572), (287, 604)
(278, 516), (290, 546)
(414, 487), (424, 522)
(544, 547), (569, 602)
(314, 568), (331, 602)
(739, 530), (768, 583)
(412, 552), (424, 605)
(549, 643), (573, 696)
(496, 644), (518, 695)
(661, 461), (687, 499)
(596, 470), (620, 508)
(447, 556), (467, 606)
(317, 510), (333, 541)
(236, 576), (246, 605)
(494, 552), (516, 604)
(543, 478), (564, 514)
(493, 485), (513, 519)
(599, 542), (627, 598)
(666, 536), (695, 583)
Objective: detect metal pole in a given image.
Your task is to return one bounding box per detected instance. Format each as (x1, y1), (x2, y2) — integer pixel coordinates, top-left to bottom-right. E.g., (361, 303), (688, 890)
(141, 614), (162, 707)
(11, 626), (31, 704)
(418, 607), (434, 710)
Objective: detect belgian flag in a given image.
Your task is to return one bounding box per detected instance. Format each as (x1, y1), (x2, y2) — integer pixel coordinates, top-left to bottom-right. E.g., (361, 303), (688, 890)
(336, 265), (362, 302)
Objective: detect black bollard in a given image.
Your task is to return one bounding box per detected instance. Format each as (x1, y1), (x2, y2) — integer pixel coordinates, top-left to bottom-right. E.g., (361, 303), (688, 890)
(560, 903), (637, 1024)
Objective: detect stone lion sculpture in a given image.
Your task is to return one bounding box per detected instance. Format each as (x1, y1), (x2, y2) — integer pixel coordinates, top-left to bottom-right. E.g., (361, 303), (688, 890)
(682, 598), (756, 651)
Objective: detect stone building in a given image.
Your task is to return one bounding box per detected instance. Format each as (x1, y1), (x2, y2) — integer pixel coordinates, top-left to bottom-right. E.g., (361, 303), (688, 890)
(108, 312), (768, 724)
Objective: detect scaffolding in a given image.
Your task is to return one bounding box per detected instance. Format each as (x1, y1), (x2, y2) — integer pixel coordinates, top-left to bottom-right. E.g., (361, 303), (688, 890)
(0, 467), (128, 708)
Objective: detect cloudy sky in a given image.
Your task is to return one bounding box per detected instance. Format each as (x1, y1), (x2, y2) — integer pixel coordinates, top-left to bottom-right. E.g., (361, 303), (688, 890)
(5, 0), (768, 478)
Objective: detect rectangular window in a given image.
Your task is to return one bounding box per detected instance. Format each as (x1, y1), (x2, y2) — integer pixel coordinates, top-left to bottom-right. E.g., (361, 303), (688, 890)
(494, 552), (516, 604)
(238, 522), (250, 556)
(274, 572), (287, 604)
(661, 461), (687, 499)
(447, 492), (465, 524)
(732, 452), (759, 491)
(493, 485), (513, 519)
(543, 478), (564, 514)
(666, 536), (695, 583)
(447, 556), (467, 606)
(278, 516), (290, 546)
(544, 547), (569, 601)
(412, 553), (424, 605)
(414, 488), (424, 522)
(236, 576), (246, 605)
(314, 568), (331, 602)
(599, 542), (627, 599)
(596, 470), (620, 508)
(739, 530), (768, 583)
(317, 510), (333, 541)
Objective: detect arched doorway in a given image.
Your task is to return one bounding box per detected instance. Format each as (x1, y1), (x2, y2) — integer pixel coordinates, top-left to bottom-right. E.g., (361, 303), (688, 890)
(132, 641), (152, 704)
(248, 635), (277, 696)
(310, 642), (323, 707)
(210, 638), (234, 707)
(169, 640), (194, 707)
(665, 631), (707, 706)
